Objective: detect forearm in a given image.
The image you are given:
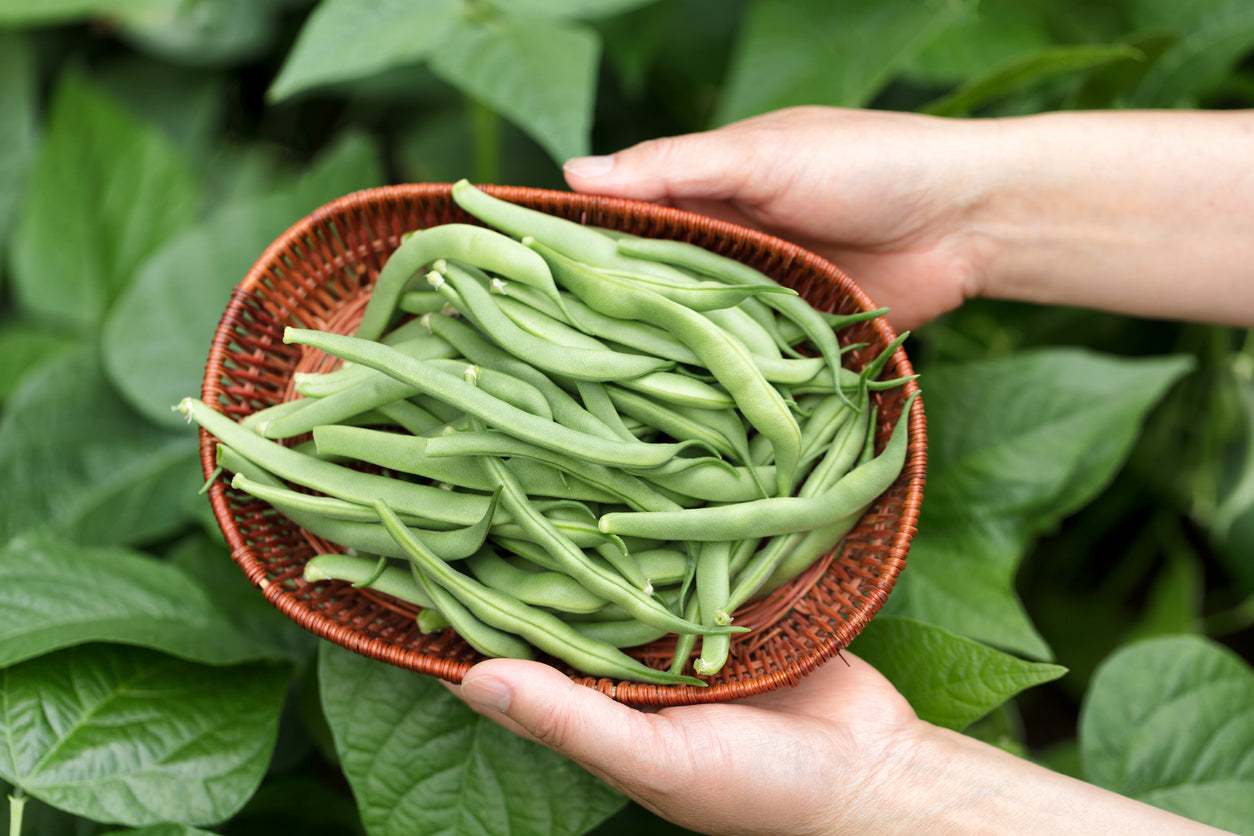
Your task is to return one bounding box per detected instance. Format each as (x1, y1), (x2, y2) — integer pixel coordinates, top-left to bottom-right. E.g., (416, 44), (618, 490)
(967, 109), (1254, 326)
(845, 722), (1231, 836)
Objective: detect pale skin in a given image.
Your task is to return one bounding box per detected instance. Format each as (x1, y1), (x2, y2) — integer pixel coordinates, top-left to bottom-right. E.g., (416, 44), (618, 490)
(453, 105), (1253, 835)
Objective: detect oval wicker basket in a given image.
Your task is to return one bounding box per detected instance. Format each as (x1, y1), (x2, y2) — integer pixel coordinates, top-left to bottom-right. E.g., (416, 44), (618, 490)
(199, 182), (926, 706)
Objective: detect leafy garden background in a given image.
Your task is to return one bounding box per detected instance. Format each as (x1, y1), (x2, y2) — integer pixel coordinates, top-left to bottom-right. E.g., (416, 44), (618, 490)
(1, 1), (1252, 834)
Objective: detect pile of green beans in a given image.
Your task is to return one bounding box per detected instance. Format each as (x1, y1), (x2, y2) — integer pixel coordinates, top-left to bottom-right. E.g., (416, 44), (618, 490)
(181, 179), (916, 685)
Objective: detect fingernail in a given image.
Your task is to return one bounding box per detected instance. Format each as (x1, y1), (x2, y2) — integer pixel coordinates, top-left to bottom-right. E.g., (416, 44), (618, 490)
(461, 673), (511, 712)
(563, 155), (615, 178)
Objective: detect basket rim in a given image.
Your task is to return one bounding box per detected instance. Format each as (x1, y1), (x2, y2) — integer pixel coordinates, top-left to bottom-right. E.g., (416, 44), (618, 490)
(199, 181), (926, 706)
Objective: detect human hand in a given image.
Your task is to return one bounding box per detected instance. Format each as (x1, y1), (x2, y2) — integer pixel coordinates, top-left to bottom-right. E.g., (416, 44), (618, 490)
(455, 652), (921, 836)
(563, 106), (993, 331)
(565, 106), (1254, 329)
(454, 651), (1233, 835)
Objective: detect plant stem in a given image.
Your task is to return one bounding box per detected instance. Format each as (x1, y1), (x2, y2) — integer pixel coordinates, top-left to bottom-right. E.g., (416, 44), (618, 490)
(8, 789), (26, 836)
(470, 97), (502, 185)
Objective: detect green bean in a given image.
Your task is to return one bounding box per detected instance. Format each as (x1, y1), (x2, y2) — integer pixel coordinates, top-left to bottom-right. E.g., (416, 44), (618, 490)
(667, 597), (703, 675)
(293, 332), (457, 398)
(259, 375), (417, 439)
(602, 385), (739, 462)
(417, 607), (452, 633)
(303, 552), (434, 608)
(640, 460), (778, 503)
(373, 399), (445, 436)
(759, 512), (862, 596)
(426, 359), (553, 420)
(575, 380), (639, 442)
(375, 499), (706, 686)
(450, 179), (694, 285)
(408, 561), (537, 659)
(421, 312), (621, 440)
(694, 540), (732, 675)
(722, 395), (917, 614)
(616, 371), (734, 410)
(469, 421), (741, 637)
(567, 618), (668, 649)
(432, 261), (673, 382)
(355, 222), (564, 341)
(466, 548), (608, 614)
(599, 266), (798, 312)
(530, 239), (801, 495)
(499, 281), (706, 366)
(281, 329), (703, 469)
(598, 392), (916, 542)
(422, 428), (682, 512)
(616, 235), (863, 401)
(312, 424), (621, 504)
(179, 397), (495, 525)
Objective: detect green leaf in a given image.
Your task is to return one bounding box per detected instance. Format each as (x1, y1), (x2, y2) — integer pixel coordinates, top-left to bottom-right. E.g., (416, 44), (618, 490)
(112, 0), (287, 66)
(267, 0), (461, 102)
(0, 644), (290, 828)
(92, 56), (227, 163)
(9, 70), (200, 331)
(0, 346), (202, 546)
(1080, 635), (1254, 833)
(102, 826), (219, 836)
(715, 0), (976, 124)
(482, 0), (661, 19)
(318, 642), (625, 836)
(0, 32), (38, 262)
(102, 130), (384, 429)
(904, 0), (1055, 84)
(0, 0), (145, 24)
(429, 14), (598, 163)
(1128, 0), (1254, 106)
(0, 532), (300, 668)
(922, 44), (1144, 117)
(0, 323), (77, 404)
(165, 533), (315, 664)
(887, 348), (1193, 657)
(851, 616), (1066, 730)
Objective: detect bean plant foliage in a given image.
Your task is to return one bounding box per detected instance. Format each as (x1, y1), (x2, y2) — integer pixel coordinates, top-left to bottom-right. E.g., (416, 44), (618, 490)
(0, 1), (1251, 834)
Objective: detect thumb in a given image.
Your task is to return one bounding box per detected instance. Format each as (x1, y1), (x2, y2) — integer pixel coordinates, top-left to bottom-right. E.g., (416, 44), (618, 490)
(563, 131), (753, 205)
(458, 659), (664, 784)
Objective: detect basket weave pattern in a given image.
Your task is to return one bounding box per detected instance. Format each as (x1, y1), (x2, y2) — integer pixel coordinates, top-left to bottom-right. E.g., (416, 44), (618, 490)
(200, 183), (926, 705)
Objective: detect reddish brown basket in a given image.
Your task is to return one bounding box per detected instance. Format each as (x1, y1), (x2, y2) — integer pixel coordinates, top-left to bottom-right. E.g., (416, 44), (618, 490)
(199, 182), (926, 706)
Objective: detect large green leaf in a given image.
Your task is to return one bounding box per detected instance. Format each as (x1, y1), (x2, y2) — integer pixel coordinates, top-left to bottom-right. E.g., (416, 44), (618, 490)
(319, 642), (625, 836)
(429, 14), (598, 163)
(850, 616), (1066, 730)
(0, 0), (148, 23)
(112, 0), (287, 66)
(0, 644), (290, 828)
(102, 130), (384, 429)
(905, 0), (1055, 84)
(1080, 635), (1254, 833)
(922, 44), (1144, 116)
(8, 71), (200, 331)
(0, 532), (300, 668)
(482, 0), (660, 18)
(0, 323), (77, 404)
(1129, 0), (1254, 106)
(0, 31), (37, 261)
(0, 346), (202, 546)
(267, 0), (461, 102)
(886, 348), (1193, 657)
(715, 0), (976, 124)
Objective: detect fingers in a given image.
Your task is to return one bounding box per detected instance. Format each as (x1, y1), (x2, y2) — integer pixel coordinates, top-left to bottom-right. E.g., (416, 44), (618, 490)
(563, 130), (762, 206)
(457, 658), (670, 790)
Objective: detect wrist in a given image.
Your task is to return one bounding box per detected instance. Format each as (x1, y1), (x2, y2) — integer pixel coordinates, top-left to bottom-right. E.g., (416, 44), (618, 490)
(959, 108), (1254, 324)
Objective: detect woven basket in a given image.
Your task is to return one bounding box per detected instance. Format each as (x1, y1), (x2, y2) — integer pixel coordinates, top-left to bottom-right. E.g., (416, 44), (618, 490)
(199, 183), (926, 706)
